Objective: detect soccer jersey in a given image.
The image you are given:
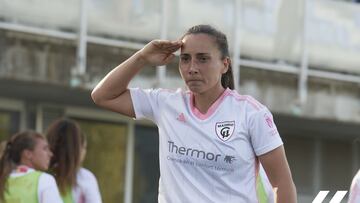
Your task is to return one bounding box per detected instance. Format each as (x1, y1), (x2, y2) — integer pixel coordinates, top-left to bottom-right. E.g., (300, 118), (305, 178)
(62, 167), (102, 203)
(73, 168), (102, 203)
(7, 166), (63, 203)
(130, 87), (283, 203)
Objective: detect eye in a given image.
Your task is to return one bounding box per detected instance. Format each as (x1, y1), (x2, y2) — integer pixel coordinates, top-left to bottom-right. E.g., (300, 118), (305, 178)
(180, 55), (190, 63)
(198, 56), (208, 63)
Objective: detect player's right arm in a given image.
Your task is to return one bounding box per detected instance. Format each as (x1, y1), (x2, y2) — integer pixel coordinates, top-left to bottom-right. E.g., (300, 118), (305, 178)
(91, 40), (182, 117)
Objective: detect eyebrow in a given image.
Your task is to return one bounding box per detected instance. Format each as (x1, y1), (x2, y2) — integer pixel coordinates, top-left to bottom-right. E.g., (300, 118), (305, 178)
(180, 53), (211, 56)
(196, 53), (210, 57)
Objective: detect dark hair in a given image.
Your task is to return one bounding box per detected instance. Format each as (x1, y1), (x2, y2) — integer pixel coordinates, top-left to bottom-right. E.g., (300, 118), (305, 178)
(183, 24), (235, 90)
(0, 131), (44, 200)
(46, 118), (86, 195)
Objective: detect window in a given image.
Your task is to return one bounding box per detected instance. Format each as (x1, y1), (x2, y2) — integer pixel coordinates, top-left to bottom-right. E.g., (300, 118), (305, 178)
(321, 139), (352, 191)
(283, 135), (315, 194)
(74, 118), (128, 203)
(132, 125), (159, 203)
(0, 110), (20, 141)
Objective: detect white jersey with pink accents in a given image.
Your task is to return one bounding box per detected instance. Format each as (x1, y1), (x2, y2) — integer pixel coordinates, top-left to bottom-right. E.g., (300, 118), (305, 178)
(72, 168), (102, 203)
(130, 87), (283, 203)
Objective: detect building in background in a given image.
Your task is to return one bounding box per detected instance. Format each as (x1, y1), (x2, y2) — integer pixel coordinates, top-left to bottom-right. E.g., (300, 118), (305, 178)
(0, 0), (360, 202)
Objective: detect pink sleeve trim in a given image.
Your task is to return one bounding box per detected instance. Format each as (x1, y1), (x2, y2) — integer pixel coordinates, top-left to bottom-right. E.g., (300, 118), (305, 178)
(229, 91), (263, 111)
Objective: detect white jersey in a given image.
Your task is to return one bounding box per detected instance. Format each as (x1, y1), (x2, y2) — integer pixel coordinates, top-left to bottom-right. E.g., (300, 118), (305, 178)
(349, 170), (360, 203)
(130, 88), (283, 203)
(10, 166), (63, 203)
(72, 168), (102, 203)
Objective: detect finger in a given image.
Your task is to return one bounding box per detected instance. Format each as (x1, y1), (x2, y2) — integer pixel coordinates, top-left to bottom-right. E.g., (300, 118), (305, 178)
(153, 39), (171, 44)
(152, 40), (172, 49)
(172, 39), (183, 45)
(163, 41), (182, 51)
(163, 42), (182, 51)
(155, 40), (181, 48)
(154, 46), (181, 56)
(166, 45), (181, 53)
(163, 54), (176, 64)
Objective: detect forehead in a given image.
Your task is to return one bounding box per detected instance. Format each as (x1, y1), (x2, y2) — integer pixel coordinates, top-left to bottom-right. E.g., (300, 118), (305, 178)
(181, 34), (219, 54)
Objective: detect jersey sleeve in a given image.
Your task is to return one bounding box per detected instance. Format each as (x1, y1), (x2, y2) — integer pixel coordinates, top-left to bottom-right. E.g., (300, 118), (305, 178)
(248, 107), (283, 156)
(349, 171), (360, 203)
(129, 88), (161, 122)
(38, 173), (63, 203)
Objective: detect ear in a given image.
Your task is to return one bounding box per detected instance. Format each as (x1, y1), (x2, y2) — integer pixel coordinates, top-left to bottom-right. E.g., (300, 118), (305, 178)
(221, 57), (230, 74)
(22, 149), (33, 160)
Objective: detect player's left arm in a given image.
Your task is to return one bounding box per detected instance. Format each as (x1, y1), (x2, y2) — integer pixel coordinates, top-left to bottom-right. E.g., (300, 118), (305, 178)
(258, 146), (297, 203)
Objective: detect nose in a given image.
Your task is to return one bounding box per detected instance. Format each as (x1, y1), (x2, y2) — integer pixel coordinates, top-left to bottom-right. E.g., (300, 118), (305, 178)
(188, 60), (199, 75)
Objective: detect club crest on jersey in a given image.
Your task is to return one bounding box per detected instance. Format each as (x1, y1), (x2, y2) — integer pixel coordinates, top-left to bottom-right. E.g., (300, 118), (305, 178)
(215, 121), (235, 141)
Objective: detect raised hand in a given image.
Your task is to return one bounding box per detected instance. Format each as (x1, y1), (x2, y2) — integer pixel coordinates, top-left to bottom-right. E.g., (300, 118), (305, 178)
(138, 39), (182, 66)
(91, 39), (182, 118)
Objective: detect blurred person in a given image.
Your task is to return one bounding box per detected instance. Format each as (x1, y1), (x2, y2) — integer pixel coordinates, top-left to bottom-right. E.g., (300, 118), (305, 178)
(0, 130), (63, 203)
(91, 24), (296, 203)
(349, 169), (360, 203)
(46, 118), (102, 203)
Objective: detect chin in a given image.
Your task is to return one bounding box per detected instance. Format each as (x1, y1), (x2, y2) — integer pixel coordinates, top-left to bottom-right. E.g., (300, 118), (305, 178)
(188, 87), (202, 94)
(37, 165), (48, 171)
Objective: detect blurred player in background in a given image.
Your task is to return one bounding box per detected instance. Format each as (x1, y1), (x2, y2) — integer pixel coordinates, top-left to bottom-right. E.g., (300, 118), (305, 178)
(0, 130), (62, 203)
(46, 118), (102, 203)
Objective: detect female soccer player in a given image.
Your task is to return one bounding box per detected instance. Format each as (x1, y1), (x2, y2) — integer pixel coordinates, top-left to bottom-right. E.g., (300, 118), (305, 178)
(0, 131), (62, 203)
(46, 118), (102, 203)
(91, 24), (296, 203)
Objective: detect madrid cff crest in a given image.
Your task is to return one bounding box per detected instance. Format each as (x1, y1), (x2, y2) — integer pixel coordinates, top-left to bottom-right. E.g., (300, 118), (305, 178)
(215, 121), (235, 141)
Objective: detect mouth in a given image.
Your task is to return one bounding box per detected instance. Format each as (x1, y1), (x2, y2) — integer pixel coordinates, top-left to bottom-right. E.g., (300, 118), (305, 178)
(186, 80), (203, 88)
(186, 80), (202, 86)
(187, 79), (202, 83)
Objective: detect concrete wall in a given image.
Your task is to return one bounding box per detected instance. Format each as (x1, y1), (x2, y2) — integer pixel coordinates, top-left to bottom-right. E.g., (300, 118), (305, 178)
(239, 68), (360, 123)
(0, 29), (359, 124)
(1, 0), (360, 74)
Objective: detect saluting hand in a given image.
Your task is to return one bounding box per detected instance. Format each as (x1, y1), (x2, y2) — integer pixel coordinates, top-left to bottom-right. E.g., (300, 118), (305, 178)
(138, 40), (182, 66)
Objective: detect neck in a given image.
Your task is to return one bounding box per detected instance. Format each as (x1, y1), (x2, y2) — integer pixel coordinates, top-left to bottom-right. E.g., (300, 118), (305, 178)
(20, 159), (34, 169)
(192, 85), (226, 114)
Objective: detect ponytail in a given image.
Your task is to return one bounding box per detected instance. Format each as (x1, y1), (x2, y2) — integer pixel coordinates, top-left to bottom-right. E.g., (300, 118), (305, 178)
(46, 118), (83, 195)
(221, 63), (235, 90)
(0, 141), (16, 200)
(0, 131), (43, 200)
